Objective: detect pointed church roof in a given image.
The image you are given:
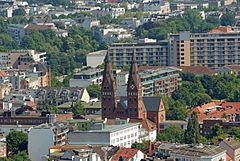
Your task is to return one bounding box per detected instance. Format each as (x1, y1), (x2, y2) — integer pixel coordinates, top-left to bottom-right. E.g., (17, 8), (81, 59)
(103, 49), (115, 85)
(128, 49), (141, 87)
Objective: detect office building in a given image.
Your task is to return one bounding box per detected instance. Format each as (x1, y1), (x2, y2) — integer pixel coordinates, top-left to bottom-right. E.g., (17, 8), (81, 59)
(68, 122), (140, 148)
(109, 39), (169, 68)
(169, 27), (240, 69)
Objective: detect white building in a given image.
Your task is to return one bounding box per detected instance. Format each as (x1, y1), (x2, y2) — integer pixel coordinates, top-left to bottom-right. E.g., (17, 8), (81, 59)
(68, 122), (140, 148)
(170, 144), (227, 161)
(143, 1), (170, 14)
(80, 18), (100, 30)
(28, 123), (69, 161)
(69, 68), (103, 88)
(86, 50), (106, 68)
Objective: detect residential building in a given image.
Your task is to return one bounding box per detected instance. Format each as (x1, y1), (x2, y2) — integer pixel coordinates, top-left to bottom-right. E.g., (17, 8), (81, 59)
(68, 121), (140, 148)
(0, 142), (6, 158)
(179, 66), (217, 76)
(94, 26), (132, 43)
(201, 118), (240, 136)
(190, 101), (240, 122)
(170, 144), (227, 161)
(101, 51), (166, 133)
(219, 138), (240, 161)
(143, 1), (170, 14)
(110, 147), (144, 161)
(0, 83), (12, 99)
(109, 39), (169, 67)
(120, 18), (141, 29)
(78, 17), (100, 29)
(86, 50), (107, 68)
(96, 7), (125, 18)
(0, 50), (46, 69)
(48, 145), (119, 161)
(34, 87), (90, 108)
(7, 24), (25, 45)
(159, 120), (187, 133)
(69, 68), (103, 88)
(169, 27), (240, 69)
(28, 123), (69, 161)
(218, 65), (240, 76)
(116, 66), (181, 96)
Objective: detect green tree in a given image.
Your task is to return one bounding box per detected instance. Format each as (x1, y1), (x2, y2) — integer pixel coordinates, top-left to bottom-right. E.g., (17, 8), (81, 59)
(221, 13), (236, 26)
(131, 140), (149, 150)
(184, 112), (200, 144)
(210, 124), (224, 138)
(157, 125), (184, 143)
(13, 8), (26, 16)
(87, 85), (101, 98)
(72, 101), (86, 116)
(6, 131), (28, 155)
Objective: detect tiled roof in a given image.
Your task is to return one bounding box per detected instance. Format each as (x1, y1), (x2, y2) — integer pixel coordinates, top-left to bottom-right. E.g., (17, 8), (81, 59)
(143, 96), (162, 112)
(221, 138), (240, 150)
(190, 101), (240, 122)
(171, 145), (226, 157)
(210, 26), (233, 33)
(225, 65), (240, 71)
(25, 24), (53, 30)
(179, 66), (217, 75)
(111, 147), (139, 161)
(0, 71), (8, 77)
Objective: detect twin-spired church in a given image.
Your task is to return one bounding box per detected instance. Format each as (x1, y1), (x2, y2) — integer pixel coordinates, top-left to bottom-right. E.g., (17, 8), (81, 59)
(101, 50), (166, 132)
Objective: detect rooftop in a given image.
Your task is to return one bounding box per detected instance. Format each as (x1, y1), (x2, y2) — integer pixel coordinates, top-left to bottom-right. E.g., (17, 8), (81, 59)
(190, 101), (240, 122)
(221, 138), (240, 150)
(170, 145), (226, 157)
(179, 66), (217, 75)
(111, 147), (139, 161)
(88, 50), (107, 57)
(210, 26), (233, 33)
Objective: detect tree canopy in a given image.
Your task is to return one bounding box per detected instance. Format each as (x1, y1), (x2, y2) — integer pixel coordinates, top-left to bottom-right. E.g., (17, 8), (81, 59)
(6, 131), (28, 156)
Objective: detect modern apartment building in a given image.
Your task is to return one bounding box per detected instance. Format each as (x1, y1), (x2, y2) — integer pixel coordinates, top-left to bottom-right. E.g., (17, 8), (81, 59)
(69, 68), (104, 88)
(109, 39), (169, 68)
(169, 27), (240, 69)
(116, 66), (181, 96)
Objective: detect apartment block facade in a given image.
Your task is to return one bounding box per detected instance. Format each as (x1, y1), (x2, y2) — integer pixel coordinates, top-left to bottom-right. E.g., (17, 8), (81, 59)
(169, 30), (240, 69)
(110, 27), (240, 69)
(109, 40), (169, 68)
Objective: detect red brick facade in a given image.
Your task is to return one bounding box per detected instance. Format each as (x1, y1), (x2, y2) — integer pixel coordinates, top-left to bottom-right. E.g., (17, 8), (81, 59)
(101, 50), (166, 131)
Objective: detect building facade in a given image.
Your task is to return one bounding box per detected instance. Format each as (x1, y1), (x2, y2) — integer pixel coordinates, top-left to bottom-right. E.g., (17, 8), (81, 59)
(28, 123), (69, 161)
(69, 68), (103, 88)
(116, 66), (181, 96)
(109, 40), (169, 68)
(102, 50), (166, 132)
(169, 28), (240, 69)
(68, 122), (140, 148)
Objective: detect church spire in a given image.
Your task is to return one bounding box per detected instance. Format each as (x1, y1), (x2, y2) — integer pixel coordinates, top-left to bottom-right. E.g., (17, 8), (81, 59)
(101, 48), (117, 119)
(129, 48), (140, 85)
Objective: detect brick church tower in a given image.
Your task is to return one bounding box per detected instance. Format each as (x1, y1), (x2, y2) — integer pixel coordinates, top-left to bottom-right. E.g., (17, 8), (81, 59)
(101, 50), (117, 119)
(127, 49), (145, 119)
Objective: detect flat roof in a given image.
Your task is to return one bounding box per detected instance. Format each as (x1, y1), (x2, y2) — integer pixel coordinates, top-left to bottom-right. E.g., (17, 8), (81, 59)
(88, 50), (107, 57)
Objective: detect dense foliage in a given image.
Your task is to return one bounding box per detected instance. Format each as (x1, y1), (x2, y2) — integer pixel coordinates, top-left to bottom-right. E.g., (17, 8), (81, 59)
(136, 9), (222, 40)
(164, 73), (240, 120)
(87, 85), (101, 98)
(157, 125), (184, 143)
(6, 131), (28, 156)
(2, 151), (30, 161)
(184, 112), (200, 144)
(72, 101), (86, 116)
